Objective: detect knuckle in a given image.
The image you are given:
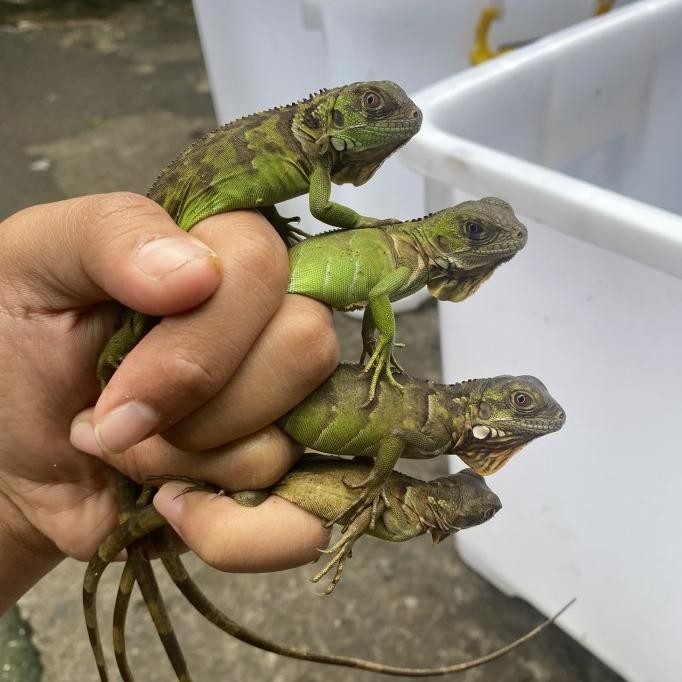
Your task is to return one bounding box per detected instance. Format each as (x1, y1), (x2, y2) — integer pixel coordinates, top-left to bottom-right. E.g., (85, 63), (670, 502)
(160, 350), (223, 411)
(89, 191), (160, 222)
(241, 429), (301, 489)
(205, 214), (289, 293)
(85, 192), (167, 242)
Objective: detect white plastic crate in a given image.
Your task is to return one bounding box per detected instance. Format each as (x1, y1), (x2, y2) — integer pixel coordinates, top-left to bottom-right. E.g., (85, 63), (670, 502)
(192, 0), (617, 310)
(401, 1), (682, 681)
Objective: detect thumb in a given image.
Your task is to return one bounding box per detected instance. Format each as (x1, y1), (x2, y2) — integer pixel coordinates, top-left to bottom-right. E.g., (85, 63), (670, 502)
(0, 192), (221, 316)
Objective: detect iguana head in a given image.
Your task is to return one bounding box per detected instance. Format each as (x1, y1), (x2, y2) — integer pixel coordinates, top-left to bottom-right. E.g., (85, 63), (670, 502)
(418, 197), (527, 302)
(453, 375), (565, 475)
(404, 468), (502, 544)
(293, 81), (422, 186)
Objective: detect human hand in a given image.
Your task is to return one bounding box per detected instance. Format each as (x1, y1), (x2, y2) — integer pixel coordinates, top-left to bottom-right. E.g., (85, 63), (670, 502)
(0, 192), (337, 612)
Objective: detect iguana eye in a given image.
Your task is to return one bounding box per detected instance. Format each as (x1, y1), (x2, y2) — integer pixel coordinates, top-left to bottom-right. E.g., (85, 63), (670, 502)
(363, 91), (382, 109)
(464, 221), (486, 240)
(512, 391), (534, 410)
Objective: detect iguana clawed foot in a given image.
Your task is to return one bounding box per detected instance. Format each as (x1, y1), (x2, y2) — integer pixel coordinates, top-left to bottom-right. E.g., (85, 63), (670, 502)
(284, 223), (312, 244)
(258, 205), (310, 246)
(361, 336), (405, 406)
(322, 471), (391, 536)
(144, 474), (223, 499)
(311, 503), (377, 595)
(360, 337), (405, 370)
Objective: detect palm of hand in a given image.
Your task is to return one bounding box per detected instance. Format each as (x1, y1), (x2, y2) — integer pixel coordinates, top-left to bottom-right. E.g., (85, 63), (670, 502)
(0, 296), (118, 560)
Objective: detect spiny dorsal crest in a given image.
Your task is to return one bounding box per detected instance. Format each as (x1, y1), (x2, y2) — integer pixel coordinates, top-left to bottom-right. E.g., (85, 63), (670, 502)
(148, 87), (336, 192)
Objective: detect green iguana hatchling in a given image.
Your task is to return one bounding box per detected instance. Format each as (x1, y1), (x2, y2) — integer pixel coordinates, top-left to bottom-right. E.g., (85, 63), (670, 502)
(287, 197), (527, 403)
(279, 363), (565, 538)
(86, 455), (570, 680)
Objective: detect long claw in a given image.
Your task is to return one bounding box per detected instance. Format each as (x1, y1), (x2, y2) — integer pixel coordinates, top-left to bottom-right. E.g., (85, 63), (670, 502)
(362, 339), (384, 375)
(322, 557), (347, 595)
(361, 336), (405, 406)
(309, 536), (354, 591)
(286, 223), (311, 241)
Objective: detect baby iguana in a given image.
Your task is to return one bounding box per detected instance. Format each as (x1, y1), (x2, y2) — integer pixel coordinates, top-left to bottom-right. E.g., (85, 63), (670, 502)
(236, 456), (503, 593)
(85, 456), (569, 681)
(279, 363), (565, 532)
(97, 80), (422, 385)
(288, 197), (527, 403)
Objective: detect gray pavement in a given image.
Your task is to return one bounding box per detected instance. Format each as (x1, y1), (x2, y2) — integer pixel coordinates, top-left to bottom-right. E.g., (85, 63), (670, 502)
(0, 2), (624, 680)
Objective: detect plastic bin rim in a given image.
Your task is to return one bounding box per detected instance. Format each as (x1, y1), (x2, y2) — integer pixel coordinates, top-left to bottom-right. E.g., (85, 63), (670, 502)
(400, 0), (682, 280)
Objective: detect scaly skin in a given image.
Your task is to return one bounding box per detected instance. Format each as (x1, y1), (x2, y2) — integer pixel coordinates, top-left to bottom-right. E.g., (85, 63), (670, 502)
(97, 81), (422, 385)
(90, 81), (421, 681)
(88, 456), (569, 679)
(287, 197), (527, 401)
(278, 363), (565, 532)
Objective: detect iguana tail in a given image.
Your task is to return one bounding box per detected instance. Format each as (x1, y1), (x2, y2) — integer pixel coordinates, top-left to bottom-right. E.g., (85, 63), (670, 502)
(114, 503), (575, 677)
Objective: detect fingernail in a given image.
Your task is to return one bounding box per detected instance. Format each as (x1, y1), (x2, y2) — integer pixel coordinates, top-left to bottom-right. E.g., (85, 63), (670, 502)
(154, 483), (186, 527)
(135, 236), (218, 279)
(70, 418), (103, 456)
(94, 400), (158, 454)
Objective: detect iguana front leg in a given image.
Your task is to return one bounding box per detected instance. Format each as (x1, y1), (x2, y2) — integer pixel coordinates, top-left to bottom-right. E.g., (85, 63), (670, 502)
(360, 265), (412, 405)
(309, 161), (395, 229)
(323, 435), (405, 533)
(329, 425), (453, 538)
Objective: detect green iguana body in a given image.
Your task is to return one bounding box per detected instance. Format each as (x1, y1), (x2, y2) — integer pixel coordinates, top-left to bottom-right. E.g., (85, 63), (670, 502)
(85, 456), (568, 680)
(279, 363), (565, 531)
(287, 197), (527, 401)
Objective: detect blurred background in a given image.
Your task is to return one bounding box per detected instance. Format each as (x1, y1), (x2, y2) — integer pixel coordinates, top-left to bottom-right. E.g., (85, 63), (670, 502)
(1, 1), (678, 680)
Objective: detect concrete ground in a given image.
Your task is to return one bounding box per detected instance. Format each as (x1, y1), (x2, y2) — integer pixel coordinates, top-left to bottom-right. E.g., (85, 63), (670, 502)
(0, 2), (625, 680)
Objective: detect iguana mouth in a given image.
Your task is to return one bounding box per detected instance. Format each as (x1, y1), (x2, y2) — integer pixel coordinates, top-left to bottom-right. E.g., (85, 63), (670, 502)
(448, 244), (520, 270)
(471, 415), (565, 441)
(475, 240), (525, 257)
(472, 425), (511, 440)
(365, 117), (423, 133)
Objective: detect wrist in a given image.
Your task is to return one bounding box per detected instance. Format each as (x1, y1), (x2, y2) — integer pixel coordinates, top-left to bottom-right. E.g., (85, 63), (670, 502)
(0, 486), (63, 615)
